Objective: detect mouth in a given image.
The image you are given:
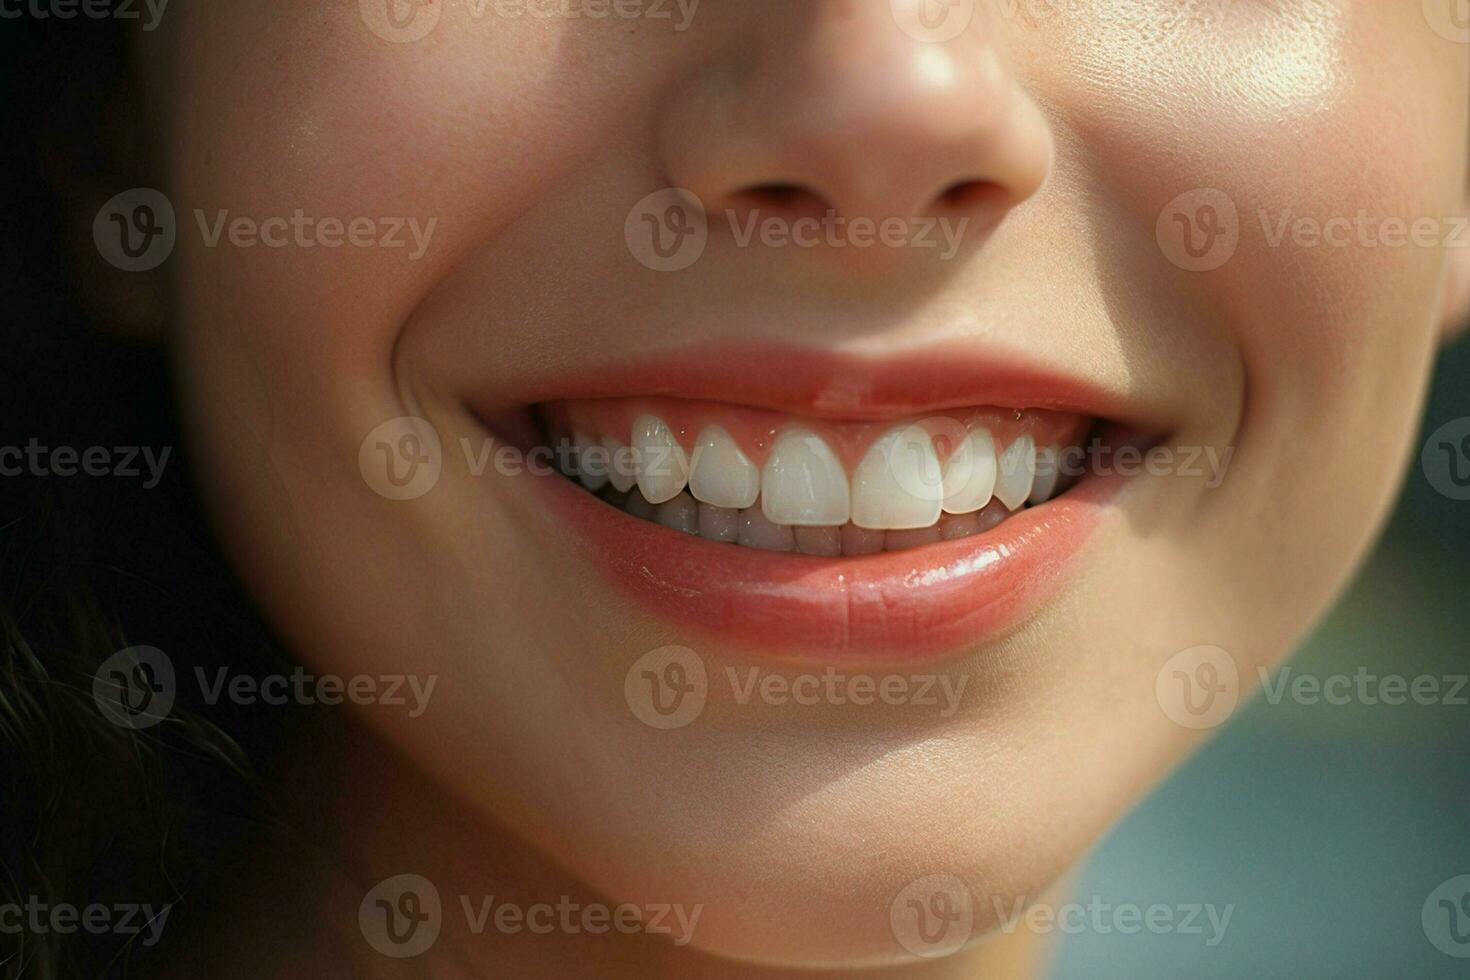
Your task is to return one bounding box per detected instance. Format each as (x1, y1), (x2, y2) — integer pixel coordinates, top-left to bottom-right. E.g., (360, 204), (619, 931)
(537, 400), (1092, 553)
(473, 346), (1156, 665)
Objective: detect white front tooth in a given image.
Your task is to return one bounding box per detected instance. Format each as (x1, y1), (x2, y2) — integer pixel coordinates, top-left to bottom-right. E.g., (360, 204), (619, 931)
(632, 414), (689, 505)
(993, 434), (1036, 510)
(688, 425), (760, 509)
(794, 525), (842, 556)
(885, 525), (942, 551)
(575, 432), (608, 491)
(851, 424), (943, 530)
(1028, 446), (1061, 504)
(738, 506), (795, 551)
(603, 436), (637, 493)
(761, 428), (850, 526)
(697, 502), (740, 542)
(840, 523), (886, 556)
(656, 492), (699, 534)
(941, 427), (997, 514)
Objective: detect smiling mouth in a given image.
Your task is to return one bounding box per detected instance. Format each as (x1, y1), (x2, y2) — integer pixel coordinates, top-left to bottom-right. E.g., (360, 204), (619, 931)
(535, 398), (1094, 555)
(474, 344), (1155, 663)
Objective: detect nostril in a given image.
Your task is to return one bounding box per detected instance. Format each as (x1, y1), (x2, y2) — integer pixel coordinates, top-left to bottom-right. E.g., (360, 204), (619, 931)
(935, 178), (1008, 214)
(728, 182), (832, 220)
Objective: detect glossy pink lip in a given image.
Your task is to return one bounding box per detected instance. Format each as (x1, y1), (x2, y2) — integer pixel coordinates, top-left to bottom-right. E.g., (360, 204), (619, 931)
(479, 344), (1152, 665)
(471, 342), (1160, 430)
(541, 469), (1122, 666)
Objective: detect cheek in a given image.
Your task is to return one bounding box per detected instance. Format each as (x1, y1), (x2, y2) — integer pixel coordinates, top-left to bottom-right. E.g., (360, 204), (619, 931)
(1003, 1), (1466, 640)
(162, 1), (661, 419)
(1029, 2), (1461, 429)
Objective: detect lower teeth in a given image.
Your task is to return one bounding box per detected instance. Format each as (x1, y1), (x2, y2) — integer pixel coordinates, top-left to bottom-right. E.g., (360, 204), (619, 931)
(597, 486), (1024, 555)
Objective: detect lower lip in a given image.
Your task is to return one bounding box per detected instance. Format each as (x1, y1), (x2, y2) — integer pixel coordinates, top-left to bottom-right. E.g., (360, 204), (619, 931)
(540, 471), (1125, 666)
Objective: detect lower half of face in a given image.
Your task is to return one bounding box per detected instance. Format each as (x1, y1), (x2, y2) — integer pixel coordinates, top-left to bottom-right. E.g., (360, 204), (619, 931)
(153, 0), (1466, 966)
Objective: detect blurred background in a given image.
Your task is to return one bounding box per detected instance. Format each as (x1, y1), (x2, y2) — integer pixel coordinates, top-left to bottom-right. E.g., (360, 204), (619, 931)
(1051, 340), (1470, 978)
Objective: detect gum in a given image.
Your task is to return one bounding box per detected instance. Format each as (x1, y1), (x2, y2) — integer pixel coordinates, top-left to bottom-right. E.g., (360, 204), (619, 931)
(538, 397), (1092, 471)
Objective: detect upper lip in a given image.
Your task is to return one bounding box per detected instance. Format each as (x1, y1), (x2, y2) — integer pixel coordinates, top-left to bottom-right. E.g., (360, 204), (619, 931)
(469, 340), (1169, 434)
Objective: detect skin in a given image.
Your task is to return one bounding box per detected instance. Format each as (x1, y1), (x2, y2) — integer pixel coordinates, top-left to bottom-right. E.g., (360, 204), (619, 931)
(104, 0), (1470, 974)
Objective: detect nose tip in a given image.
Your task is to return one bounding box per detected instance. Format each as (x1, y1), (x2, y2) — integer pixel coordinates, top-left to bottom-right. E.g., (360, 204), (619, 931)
(660, 3), (1053, 231)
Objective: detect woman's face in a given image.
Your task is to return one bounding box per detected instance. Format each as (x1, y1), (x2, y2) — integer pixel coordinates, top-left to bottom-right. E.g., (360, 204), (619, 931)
(139, 0), (1467, 966)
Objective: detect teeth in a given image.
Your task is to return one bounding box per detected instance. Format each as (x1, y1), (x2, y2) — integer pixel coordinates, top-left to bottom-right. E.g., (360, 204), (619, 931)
(738, 506), (795, 551)
(656, 492), (699, 534)
(840, 523), (886, 556)
(577, 414), (1086, 552)
(941, 427), (997, 515)
(632, 414), (690, 505)
(603, 436), (637, 493)
(625, 489), (658, 522)
(992, 434), (1036, 511)
(575, 431), (609, 492)
(974, 499), (1009, 532)
(851, 424), (944, 530)
(697, 501), (740, 542)
(761, 428), (850, 527)
(938, 511), (981, 540)
(885, 525), (942, 551)
(1028, 446), (1061, 504)
(688, 425), (760, 509)
(794, 525), (843, 557)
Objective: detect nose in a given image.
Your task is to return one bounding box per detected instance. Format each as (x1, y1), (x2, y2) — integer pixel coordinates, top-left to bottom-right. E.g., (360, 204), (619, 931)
(658, 1), (1053, 230)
